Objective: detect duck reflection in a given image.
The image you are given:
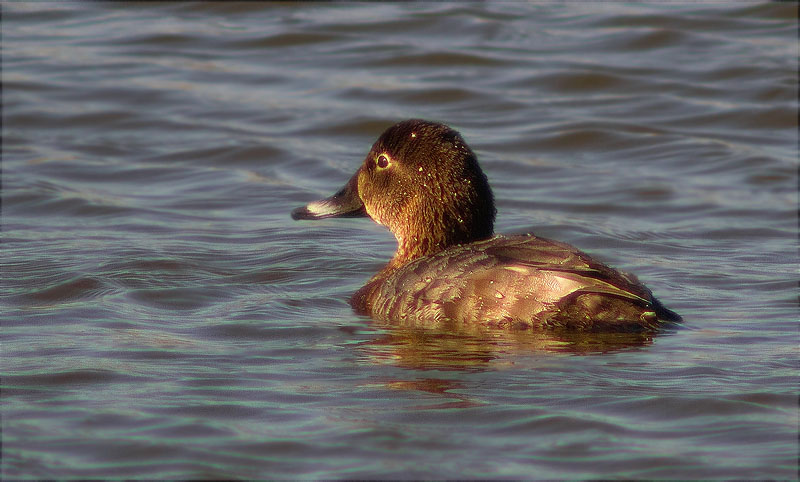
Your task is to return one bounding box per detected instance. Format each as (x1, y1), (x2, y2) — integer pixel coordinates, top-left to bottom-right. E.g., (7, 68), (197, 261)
(356, 321), (656, 373)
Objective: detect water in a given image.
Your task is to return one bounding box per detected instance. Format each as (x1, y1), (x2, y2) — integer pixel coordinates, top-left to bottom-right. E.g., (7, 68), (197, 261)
(2, 2), (797, 479)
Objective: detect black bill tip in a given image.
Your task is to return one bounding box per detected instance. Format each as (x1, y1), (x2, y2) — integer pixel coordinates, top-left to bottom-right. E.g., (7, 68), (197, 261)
(291, 172), (367, 221)
(291, 205), (315, 220)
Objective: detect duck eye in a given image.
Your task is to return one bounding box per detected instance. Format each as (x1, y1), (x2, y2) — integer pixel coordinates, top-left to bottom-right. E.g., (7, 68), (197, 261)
(376, 154), (391, 169)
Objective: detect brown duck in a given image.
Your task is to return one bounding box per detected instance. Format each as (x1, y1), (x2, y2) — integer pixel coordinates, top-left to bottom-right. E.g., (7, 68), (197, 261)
(292, 119), (681, 332)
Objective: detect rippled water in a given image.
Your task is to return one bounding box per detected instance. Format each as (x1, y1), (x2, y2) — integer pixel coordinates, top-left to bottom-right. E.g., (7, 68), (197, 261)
(2, 2), (797, 479)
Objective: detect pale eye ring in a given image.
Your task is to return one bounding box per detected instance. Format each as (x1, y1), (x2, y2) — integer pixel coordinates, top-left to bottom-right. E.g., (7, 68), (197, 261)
(377, 154), (390, 169)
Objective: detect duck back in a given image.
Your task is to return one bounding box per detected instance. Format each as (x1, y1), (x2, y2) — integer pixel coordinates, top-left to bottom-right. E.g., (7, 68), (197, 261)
(351, 234), (680, 332)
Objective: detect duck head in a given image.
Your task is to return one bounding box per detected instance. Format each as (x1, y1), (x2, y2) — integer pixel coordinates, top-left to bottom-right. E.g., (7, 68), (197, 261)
(292, 119), (496, 268)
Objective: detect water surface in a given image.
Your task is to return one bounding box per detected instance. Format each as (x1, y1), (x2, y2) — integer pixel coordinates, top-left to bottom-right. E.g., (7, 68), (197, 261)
(2, 2), (798, 479)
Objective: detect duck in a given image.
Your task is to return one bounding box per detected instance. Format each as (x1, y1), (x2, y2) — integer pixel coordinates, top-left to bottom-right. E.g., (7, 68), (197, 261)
(291, 119), (681, 332)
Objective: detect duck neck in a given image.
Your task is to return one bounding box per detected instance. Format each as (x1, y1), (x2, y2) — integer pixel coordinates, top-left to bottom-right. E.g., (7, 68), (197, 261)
(389, 234), (438, 270)
(386, 227), (491, 272)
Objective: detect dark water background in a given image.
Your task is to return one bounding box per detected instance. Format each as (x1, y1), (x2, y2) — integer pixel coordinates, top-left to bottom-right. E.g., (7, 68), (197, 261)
(2, 2), (797, 479)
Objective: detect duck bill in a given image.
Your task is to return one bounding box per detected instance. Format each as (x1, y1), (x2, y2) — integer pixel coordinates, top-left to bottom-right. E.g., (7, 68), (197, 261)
(291, 171), (367, 220)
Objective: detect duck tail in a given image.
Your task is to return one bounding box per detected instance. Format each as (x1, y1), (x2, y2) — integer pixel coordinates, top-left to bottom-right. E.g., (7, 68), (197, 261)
(652, 296), (682, 323)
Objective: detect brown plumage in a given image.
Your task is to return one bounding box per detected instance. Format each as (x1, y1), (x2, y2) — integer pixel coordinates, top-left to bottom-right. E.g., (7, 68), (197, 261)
(292, 119), (680, 332)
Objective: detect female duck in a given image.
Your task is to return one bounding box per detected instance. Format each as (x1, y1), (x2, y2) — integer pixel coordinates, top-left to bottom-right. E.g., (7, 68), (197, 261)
(292, 119), (680, 332)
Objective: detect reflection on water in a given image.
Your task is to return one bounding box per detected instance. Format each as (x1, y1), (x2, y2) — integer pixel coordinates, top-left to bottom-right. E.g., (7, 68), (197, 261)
(2, 1), (797, 479)
(361, 323), (658, 372)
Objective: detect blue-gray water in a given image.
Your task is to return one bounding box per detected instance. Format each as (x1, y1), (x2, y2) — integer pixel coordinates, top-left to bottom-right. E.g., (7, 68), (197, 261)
(2, 2), (797, 479)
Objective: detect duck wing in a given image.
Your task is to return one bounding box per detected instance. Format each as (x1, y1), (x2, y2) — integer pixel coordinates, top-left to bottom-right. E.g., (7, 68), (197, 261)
(354, 234), (674, 331)
(481, 235), (654, 301)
